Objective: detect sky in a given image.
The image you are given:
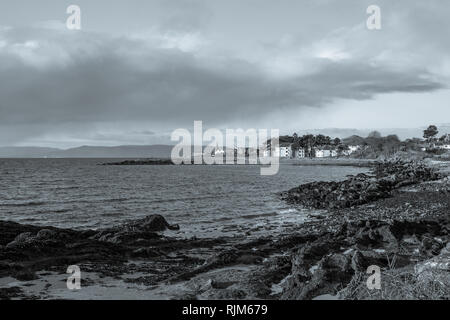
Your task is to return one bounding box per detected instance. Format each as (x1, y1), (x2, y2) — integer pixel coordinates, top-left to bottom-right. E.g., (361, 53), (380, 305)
(0, 0), (449, 148)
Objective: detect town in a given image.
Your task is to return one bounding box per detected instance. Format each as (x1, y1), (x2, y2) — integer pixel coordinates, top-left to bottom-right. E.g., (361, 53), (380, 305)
(263, 125), (450, 159)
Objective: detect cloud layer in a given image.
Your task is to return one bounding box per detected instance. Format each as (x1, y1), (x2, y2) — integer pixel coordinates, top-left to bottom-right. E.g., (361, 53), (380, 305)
(0, 0), (449, 146)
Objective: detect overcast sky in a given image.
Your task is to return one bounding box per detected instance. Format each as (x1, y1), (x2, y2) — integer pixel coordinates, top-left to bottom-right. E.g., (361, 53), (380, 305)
(0, 0), (449, 147)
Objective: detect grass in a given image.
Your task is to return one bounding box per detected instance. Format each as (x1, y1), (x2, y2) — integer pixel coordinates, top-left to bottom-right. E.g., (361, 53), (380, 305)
(340, 266), (449, 300)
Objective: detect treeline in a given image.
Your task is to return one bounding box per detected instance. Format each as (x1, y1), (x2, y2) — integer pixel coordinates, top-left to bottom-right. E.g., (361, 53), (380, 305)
(344, 131), (404, 158)
(277, 133), (348, 157)
(272, 125), (449, 159)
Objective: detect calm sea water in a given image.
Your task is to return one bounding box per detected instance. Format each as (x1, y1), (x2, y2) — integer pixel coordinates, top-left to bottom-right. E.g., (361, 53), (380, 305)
(0, 159), (367, 238)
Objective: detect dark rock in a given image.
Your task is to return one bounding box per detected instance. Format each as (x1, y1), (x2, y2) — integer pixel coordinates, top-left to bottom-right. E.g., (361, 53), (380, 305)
(91, 215), (180, 244)
(12, 269), (38, 281)
(351, 250), (388, 272)
(0, 287), (24, 300)
(235, 254), (263, 265)
(283, 253), (353, 300)
(101, 159), (174, 166)
(420, 237), (445, 257)
(121, 215), (180, 232)
(282, 160), (441, 210)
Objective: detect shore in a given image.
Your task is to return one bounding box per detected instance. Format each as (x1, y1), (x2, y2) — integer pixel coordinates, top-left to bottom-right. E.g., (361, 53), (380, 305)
(282, 158), (376, 167)
(0, 160), (448, 300)
(99, 157), (375, 167)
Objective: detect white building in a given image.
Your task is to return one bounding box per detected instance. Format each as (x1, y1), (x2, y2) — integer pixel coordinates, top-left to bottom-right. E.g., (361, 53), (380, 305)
(278, 146), (292, 158)
(315, 148), (337, 158)
(315, 149), (325, 158)
(214, 148), (225, 156)
(438, 144), (450, 150)
(268, 144), (292, 158)
(348, 145), (360, 154)
(263, 145), (306, 158)
(296, 148), (306, 158)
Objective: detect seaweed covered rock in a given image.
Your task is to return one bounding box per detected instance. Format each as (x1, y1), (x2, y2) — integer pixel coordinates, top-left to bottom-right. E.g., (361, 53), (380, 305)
(281, 160), (441, 210)
(281, 216), (449, 300)
(101, 159), (174, 166)
(90, 214), (180, 244)
(0, 214), (180, 279)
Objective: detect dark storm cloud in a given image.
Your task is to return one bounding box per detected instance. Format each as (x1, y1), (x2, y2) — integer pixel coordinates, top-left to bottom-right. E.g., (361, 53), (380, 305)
(0, 26), (444, 129)
(1, 0), (450, 146)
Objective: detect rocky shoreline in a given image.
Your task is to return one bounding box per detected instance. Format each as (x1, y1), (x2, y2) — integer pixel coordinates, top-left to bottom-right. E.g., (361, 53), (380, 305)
(281, 160), (442, 209)
(0, 160), (448, 300)
(100, 159), (174, 165)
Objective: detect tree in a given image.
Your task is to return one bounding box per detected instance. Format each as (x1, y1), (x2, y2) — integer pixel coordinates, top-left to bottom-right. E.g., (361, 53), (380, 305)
(368, 131), (382, 138)
(333, 137), (341, 146)
(302, 134), (315, 157)
(337, 144), (349, 156)
(315, 134), (328, 146)
(291, 133), (299, 151)
(385, 135), (400, 143)
(423, 125), (438, 142)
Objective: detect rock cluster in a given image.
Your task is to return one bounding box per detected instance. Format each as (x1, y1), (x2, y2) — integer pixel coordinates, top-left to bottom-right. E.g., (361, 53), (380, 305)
(281, 160), (441, 209)
(281, 217), (449, 300)
(90, 214), (180, 244)
(0, 215), (179, 280)
(101, 159), (174, 165)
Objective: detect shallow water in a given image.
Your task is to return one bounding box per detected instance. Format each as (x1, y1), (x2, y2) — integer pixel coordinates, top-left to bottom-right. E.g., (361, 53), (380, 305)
(0, 159), (368, 237)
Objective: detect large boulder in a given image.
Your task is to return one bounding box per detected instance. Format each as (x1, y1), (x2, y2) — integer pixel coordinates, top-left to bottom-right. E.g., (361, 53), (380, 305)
(120, 215), (180, 232)
(282, 253), (353, 300)
(5, 229), (70, 250)
(91, 214), (180, 244)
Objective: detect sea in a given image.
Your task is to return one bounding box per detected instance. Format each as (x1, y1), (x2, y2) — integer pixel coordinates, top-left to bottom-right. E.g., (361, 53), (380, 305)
(0, 159), (368, 238)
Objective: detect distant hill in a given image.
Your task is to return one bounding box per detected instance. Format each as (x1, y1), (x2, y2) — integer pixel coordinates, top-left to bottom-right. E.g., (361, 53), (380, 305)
(0, 147), (61, 158)
(56, 145), (174, 158)
(342, 135), (367, 146)
(0, 145), (174, 158)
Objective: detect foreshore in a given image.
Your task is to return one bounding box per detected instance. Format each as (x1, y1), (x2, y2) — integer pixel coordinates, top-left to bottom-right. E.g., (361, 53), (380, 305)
(0, 160), (448, 300)
(99, 157), (375, 167)
(282, 158), (376, 167)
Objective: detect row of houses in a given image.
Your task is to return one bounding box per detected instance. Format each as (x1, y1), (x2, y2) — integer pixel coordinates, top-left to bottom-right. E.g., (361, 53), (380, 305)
(422, 144), (450, 151)
(265, 143), (360, 158)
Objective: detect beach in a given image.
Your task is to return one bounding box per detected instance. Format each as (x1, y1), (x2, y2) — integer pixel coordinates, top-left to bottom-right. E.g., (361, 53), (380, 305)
(0, 159), (448, 300)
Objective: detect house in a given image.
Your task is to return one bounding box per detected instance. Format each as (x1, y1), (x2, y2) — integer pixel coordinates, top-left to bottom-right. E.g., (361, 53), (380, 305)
(315, 149), (325, 158)
(278, 144), (292, 158)
(266, 143), (292, 158)
(348, 145), (360, 154)
(441, 134), (450, 142)
(329, 149), (338, 157)
(290, 147), (305, 158)
(296, 148), (306, 159)
(438, 144), (450, 150)
(315, 147), (338, 158)
(214, 147), (225, 156)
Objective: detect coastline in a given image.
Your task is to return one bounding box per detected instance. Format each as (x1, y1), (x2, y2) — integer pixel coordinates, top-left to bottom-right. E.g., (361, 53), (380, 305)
(98, 157), (376, 167)
(283, 158), (376, 167)
(0, 160), (448, 300)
